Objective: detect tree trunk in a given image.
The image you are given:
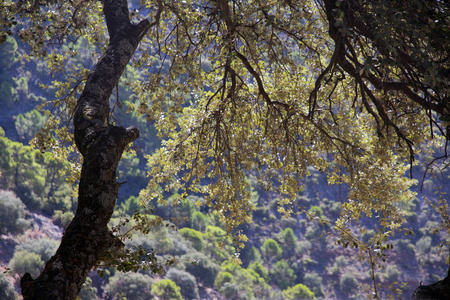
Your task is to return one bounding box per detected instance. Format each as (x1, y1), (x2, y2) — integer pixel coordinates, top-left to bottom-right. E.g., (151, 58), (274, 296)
(412, 268), (450, 300)
(20, 1), (151, 299)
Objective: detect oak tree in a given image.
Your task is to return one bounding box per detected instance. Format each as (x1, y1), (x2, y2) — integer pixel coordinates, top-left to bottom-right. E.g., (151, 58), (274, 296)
(1, 0), (449, 299)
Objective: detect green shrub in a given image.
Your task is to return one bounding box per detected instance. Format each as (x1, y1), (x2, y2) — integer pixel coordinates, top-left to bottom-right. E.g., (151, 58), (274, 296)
(283, 283), (315, 300)
(249, 261), (268, 281)
(104, 272), (153, 300)
(9, 250), (44, 278)
(151, 279), (182, 300)
(166, 268), (199, 300)
(16, 237), (59, 262)
(0, 190), (30, 234)
(215, 271), (235, 289)
(0, 273), (18, 300)
(261, 238), (282, 263)
(269, 260), (296, 290)
(182, 252), (219, 286)
(179, 227), (204, 251)
(303, 272), (324, 297)
(247, 246), (262, 263)
(52, 210), (74, 229)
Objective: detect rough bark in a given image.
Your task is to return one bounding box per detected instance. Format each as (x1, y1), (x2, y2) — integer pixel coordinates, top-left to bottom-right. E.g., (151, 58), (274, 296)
(412, 268), (450, 300)
(20, 0), (152, 299)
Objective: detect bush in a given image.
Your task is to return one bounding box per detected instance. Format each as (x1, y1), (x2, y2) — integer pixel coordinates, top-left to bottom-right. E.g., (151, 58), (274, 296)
(9, 250), (44, 278)
(219, 282), (240, 299)
(269, 260), (296, 290)
(261, 238), (282, 263)
(303, 272), (324, 297)
(340, 273), (359, 295)
(0, 273), (18, 300)
(104, 272), (153, 300)
(249, 261), (268, 281)
(166, 268), (199, 300)
(283, 283), (315, 300)
(16, 237), (59, 262)
(52, 210), (74, 229)
(215, 271), (235, 289)
(182, 252), (219, 286)
(151, 279), (183, 300)
(0, 190), (30, 234)
(179, 227), (204, 251)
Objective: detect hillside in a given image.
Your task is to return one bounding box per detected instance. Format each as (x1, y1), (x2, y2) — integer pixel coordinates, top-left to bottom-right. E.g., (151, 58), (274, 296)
(1, 29), (449, 300)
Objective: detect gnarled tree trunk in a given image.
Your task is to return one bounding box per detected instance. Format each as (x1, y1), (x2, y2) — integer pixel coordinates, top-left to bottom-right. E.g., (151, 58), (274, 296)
(20, 0), (152, 298)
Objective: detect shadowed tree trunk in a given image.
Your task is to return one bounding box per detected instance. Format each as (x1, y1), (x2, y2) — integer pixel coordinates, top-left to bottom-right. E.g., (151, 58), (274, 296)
(20, 0), (154, 298)
(412, 268), (450, 300)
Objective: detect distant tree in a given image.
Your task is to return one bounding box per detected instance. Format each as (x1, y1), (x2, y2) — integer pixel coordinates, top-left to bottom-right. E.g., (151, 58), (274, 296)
(16, 238), (59, 263)
(104, 272), (153, 300)
(151, 279), (182, 300)
(340, 273), (359, 296)
(166, 268), (199, 300)
(0, 190), (30, 234)
(283, 283), (315, 300)
(269, 260), (297, 290)
(9, 250), (44, 278)
(215, 271), (235, 289)
(261, 239), (283, 265)
(0, 36), (17, 70)
(303, 272), (325, 298)
(281, 227), (297, 257)
(0, 273), (18, 300)
(179, 227), (204, 251)
(249, 261), (269, 281)
(182, 252), (220, 287)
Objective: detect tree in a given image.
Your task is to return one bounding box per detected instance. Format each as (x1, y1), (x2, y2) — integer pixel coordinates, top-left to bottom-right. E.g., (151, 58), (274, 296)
(0, 273), (18, 300)
(0, 190), (30, 234)
(269, 260), (297, 290)
(261, 238), (283, 265)
(151, 279), (183, 300)
(283, 283), (315, 300)
(104, 272), (153, 300)
(7, 0), (162, 298)
(2, 0), (449, 298)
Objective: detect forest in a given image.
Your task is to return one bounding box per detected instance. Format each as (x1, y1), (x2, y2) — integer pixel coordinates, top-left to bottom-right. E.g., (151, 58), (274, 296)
(0, 0), (449, 299)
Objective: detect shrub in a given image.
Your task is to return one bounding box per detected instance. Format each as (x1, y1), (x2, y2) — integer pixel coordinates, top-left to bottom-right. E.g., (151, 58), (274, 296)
(0, 190), (30, 234)
(283, 283), (315, 300)
(16, 237), (59, 262)
(219, 282), (241, 299)
(340, 273), (359, 295)
(52, 210), (75, 229)
(166, 268), (199, 300)
(269, 260), (296, 290)
(303, 272), (324, 297)
(261, 238), (282, 263)
(249, 261), (268, 281)
(182, 252), (220, 286)
(0, 273), (18, 300)
(179, 227), (204, 251)
(104, 272), (153, 300)
(9, 250), (44, 278)
(215, 271), (235, 289)
(151, 279), (183, 300)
